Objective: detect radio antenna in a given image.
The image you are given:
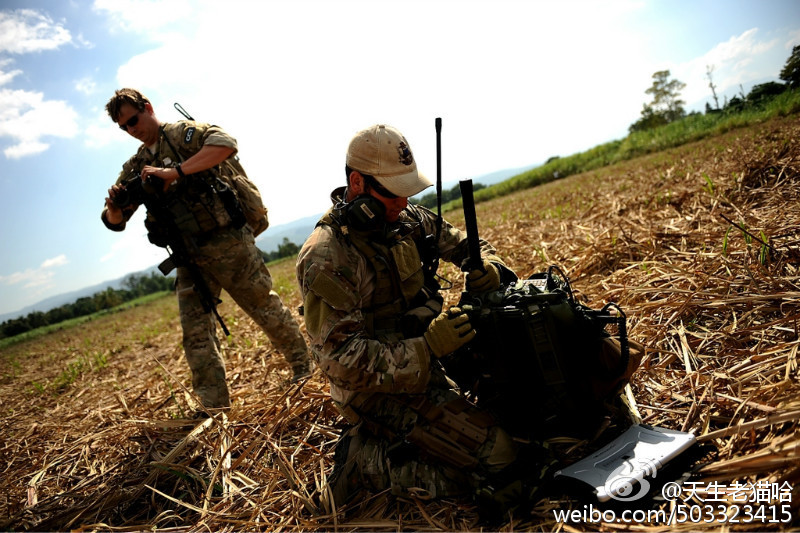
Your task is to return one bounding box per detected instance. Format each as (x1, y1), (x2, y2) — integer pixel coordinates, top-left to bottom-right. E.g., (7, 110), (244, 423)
(435, 117), (443, 241)
(174, 102), (194, 121)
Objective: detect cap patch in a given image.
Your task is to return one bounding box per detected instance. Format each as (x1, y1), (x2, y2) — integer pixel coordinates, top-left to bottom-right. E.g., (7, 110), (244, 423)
(397, 141), (413, 166)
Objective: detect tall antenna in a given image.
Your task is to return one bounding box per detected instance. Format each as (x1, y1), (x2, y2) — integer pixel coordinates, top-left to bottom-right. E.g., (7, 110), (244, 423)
(435, 117), (443, 237)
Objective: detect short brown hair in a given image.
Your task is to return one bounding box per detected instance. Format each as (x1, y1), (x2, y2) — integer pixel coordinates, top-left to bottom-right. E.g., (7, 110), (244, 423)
(105, 88), (150, 122)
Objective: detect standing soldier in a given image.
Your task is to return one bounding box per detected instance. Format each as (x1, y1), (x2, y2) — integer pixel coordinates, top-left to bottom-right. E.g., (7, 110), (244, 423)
(102, 88), (311, 413)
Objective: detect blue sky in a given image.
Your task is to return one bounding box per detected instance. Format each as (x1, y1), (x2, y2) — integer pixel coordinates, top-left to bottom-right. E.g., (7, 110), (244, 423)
(0, 0), (798, 318)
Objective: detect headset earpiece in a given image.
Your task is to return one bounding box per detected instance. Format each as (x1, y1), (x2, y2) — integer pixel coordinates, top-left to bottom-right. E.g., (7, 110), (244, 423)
(345, 195), (386, 231)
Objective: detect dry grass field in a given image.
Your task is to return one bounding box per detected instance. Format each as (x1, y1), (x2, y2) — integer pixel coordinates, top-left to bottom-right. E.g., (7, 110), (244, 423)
(1, 115), (799, 531)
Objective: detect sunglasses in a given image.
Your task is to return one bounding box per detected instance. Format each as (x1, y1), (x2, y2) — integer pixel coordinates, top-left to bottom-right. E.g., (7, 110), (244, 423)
(119, 112), (141, 131)
(366, 176), (400, 199)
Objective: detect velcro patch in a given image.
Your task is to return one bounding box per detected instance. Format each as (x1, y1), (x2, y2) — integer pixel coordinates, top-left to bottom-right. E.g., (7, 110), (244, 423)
(308, 270), (357, 311)
(184, 127), (195, 143)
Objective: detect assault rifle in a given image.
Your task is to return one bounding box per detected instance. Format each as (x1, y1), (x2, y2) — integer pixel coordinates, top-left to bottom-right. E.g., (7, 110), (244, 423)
(156, 241), (231, 338)
(130, 173), (231, 336)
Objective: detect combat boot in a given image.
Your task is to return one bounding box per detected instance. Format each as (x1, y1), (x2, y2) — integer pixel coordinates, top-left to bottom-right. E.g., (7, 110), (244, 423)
(291, 359), (312, 383)
(476, 440), (558, 524)
(324, 427), (390, 509)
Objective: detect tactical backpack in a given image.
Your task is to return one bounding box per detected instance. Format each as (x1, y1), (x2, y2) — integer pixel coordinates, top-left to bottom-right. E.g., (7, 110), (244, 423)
(161, 116), (270, 238)
(442, 265), (642, 441)
(221, 156), (269, 237)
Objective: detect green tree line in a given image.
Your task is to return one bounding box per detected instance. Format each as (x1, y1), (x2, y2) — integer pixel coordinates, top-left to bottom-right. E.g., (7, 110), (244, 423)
(446, 45), (800, 212)
(1, 237), (303, 340)
(260, 237), (301, 263)
(0, 272), (175, 340)
(629, 45), (800, 132)
(419, 46), (800, 207)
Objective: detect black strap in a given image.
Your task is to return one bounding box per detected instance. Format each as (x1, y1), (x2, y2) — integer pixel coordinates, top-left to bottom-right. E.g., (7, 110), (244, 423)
(160, 125), (185, 163)
(159, 124), (245, 229)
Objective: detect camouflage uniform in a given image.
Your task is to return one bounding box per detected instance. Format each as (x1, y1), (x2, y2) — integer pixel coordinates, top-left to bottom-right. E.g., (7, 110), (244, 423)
(102, 121), (309, 408)
(297, 187), (517, 502)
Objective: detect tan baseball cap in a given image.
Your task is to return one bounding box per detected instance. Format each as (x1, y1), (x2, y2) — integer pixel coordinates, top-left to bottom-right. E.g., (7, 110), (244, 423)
(346, 124), (433, 197)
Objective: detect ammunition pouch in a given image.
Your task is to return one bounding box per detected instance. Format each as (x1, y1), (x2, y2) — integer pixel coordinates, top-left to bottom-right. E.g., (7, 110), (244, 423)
(145, 215), (171, 247)
(402, 395), (492, 470)
(168, 195), (211, 235)
(214, 177), (247, 230)
(144, 195), (214, 247)
(442, 265), (642, 440)
(143, 175), (247, 248)
(352, 390), (498, 472)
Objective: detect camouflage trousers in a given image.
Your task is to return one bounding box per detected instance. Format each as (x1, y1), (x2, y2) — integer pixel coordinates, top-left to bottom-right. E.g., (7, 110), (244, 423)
(330, 371), (518, 504)
(177, 226), (309, 408)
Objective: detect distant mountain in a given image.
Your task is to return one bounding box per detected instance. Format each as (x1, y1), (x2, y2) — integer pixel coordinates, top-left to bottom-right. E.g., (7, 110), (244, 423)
(468, 163), (540, 187)
(0, 266), (163, 324)
(409, 163), (540, 202)
(411, 161), (541, 200)
(255, 213), (321, 255)
(2, 164), (540, 323)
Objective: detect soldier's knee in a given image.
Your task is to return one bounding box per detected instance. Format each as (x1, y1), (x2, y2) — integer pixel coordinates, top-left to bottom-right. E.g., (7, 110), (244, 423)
(483, 427), (518, 472)
(328, 428), (389, 507)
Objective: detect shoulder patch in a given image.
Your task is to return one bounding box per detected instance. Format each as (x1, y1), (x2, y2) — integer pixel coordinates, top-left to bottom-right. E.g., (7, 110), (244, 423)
(308, 270), (358, 311)
(184, 127), (195, 143)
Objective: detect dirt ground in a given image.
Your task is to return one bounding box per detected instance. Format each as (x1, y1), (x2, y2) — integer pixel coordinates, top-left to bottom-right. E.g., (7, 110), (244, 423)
(1, 115), (798, 531)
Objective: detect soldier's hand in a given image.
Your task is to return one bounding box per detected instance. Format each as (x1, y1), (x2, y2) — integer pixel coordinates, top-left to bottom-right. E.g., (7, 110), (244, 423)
(423, 307), (476, 358)
(104, 185), (124, 224)
(141, 165), (179, 192)
(466, 259), (501, 293)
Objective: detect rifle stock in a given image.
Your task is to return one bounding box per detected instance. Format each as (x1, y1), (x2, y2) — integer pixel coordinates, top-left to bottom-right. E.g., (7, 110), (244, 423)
(459, 179), (483, 272)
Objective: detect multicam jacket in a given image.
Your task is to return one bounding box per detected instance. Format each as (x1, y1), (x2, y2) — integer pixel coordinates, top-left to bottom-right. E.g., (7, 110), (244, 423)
(101, 121), (250, 241)
(296, 187), (505, 418)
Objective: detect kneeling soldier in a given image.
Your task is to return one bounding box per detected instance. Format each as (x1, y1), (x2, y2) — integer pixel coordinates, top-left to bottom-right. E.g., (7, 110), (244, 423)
(297, 124), (533, 508)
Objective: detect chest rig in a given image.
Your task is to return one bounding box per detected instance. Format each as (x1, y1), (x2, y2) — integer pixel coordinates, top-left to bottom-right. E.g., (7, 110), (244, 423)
(133, 124), (244, 248)
(320, 205), (440, 342)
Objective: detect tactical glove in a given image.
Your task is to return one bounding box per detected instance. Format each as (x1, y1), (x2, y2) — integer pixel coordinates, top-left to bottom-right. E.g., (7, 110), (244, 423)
(466, 259), (501, 293)
(402, 296), (444, 337)
(423, 307), (476, 358)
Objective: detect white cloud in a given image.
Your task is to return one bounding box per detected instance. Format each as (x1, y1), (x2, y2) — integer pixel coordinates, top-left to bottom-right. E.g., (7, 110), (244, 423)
(84, 107), (121, 149)
(0, 10), (82, 158)
(86, 1), (797, 225)
(75, 76), (97, 95)
(41, 254), (68, 268)
(75, 32), (95, 49)
(0, 268), (56, 289)
(0, 254), (68, 289)
(92, 0), (192, 34)
(0, 9), (72, 54)
(4, 140), (49, 158)
(787, 30), (800, 50)
(0, 88), (80, 159)
(0, 58), (22, 87)
(93, 0), (653, 224)
(675, 28), (784, 107)
(99, 221), (166, 269)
